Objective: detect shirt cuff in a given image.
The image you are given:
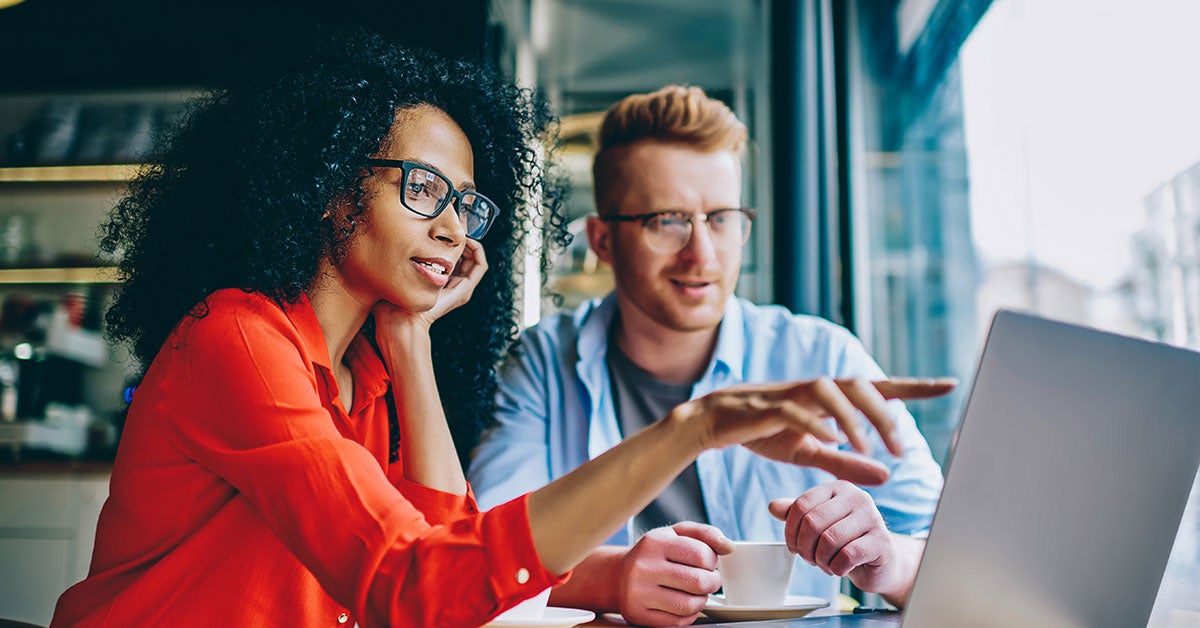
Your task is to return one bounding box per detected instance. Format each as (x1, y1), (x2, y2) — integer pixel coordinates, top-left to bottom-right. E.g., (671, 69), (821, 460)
(482, 494), (571, 608)
(395, 476), (480, 523)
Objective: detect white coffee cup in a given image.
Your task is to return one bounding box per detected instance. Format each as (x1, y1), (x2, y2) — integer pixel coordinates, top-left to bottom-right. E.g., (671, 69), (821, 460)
(716, 541), (796, 606)
(493, 587), (552, 621)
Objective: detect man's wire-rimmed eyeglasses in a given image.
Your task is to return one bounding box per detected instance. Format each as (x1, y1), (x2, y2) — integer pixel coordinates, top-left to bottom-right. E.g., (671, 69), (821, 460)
(599, 208), (755, 254)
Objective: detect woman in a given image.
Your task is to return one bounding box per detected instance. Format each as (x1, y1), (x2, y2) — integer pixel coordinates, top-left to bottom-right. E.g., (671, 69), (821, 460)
(52, 30), (950, 627)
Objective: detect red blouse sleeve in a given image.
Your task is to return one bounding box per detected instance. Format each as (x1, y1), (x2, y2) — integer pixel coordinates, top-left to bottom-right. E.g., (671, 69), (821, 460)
(163, 298), (565, 626)
(392, 471), (482, 525)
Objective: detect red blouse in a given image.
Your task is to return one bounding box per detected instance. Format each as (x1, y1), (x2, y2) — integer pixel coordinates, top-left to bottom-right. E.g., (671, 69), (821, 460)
(51, 289), (565, 627)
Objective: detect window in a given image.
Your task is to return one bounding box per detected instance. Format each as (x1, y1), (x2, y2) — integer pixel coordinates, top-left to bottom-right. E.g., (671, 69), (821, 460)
(846, 0), (1200, 621)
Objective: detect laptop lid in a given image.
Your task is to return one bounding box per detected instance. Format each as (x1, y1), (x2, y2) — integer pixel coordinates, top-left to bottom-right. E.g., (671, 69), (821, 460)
(896, 310), (1200, 628)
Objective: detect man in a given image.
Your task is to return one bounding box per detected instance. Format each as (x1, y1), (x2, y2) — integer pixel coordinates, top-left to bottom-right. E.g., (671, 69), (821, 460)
(469, 85), (943, 626)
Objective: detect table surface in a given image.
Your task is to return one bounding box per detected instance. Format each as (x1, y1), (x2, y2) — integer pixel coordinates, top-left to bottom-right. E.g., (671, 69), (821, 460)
(581, 605), (854, 627)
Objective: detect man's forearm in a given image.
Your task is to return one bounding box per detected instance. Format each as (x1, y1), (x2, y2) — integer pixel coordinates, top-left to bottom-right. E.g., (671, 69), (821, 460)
(547, 546), (626, 612)
(879, 535), (925, 607)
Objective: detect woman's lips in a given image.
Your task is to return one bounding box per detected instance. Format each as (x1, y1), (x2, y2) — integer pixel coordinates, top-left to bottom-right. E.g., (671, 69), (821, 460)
(411, 257), (452, 288)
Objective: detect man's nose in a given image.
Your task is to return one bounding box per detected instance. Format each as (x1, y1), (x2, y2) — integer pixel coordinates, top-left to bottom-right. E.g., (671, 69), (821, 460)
(677, 216), (719, 262)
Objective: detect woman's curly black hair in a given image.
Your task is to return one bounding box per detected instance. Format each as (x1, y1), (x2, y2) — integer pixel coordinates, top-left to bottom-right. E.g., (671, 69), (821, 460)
(100, 29), (570, 467)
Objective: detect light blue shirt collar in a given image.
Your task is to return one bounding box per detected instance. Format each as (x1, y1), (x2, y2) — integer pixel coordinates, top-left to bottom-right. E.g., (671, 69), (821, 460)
(575, 292), (746, 385)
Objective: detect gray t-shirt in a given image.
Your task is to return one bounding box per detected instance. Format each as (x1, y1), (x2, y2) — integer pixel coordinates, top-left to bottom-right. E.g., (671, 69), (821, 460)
(606, 338), (709, 535)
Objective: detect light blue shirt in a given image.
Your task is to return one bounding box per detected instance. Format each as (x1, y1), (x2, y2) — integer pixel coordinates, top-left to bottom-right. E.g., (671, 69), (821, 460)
(469, 294), (943, 602)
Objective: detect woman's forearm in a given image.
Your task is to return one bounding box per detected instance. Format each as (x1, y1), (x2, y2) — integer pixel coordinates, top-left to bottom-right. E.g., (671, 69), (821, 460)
(378, 327), (467, 495)
(526, 408), (703, 574)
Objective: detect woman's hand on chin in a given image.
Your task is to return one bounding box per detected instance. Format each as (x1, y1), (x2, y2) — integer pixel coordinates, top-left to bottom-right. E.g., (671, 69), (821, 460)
(433, 238), (488, 318)
(375, 239), (489, 334)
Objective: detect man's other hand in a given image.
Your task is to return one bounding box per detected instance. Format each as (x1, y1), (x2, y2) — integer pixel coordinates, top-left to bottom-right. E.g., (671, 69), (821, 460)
(770, 481), (917, 603)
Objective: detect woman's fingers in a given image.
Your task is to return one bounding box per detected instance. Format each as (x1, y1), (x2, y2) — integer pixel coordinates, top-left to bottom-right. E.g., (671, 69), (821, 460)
(775, 377), (956, 458)
(776, 392), (840, 443)
(839, 379), (902, 456)
(464, 238), (488, 277)
(443, 240), (488, 302)
(872, 377), (957, 400)
(796, 445), (890, 486)
(703, 376), (954, 466)
(451, 239), (485, 282)
(810, 378), (869, 453)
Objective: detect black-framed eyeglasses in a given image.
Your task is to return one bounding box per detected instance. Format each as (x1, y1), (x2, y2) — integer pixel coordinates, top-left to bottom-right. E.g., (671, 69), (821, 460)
(600, 208), (756, 254)
(367, 158), (500, 240)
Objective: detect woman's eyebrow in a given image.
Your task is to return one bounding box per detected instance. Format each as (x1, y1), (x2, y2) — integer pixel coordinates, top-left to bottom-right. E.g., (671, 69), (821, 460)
(403, 157), (439, 170)
(401, 157), (476, 190)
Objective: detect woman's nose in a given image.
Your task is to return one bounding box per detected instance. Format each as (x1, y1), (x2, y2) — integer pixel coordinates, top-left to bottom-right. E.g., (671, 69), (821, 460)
(432, 200), (467, 244)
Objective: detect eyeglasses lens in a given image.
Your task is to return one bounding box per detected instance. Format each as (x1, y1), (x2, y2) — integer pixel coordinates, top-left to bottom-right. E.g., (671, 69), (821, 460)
(459, 193), (493, 239)
(644, 211), (750, 254)
(403, 168), (451, 216)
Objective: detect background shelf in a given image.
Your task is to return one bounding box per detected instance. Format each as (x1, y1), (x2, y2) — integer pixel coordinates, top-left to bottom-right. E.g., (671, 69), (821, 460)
(0, 165), (139, 183)
(0, 267), (117, 284)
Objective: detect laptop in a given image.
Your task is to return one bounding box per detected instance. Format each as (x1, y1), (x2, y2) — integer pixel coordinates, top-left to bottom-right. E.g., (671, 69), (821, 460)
(711, 310), (1200, 628)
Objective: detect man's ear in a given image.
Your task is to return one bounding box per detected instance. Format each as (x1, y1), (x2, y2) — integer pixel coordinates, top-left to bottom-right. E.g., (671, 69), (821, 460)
(585, 215), (615, 265)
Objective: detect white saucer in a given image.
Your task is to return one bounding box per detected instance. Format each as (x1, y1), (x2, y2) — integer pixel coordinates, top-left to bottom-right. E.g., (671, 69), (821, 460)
(484, 607), (596, 628)
(703, 594), (830, 621)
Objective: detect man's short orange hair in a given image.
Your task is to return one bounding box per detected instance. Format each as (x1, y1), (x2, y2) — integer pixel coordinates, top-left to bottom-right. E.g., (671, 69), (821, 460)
(592, 85), (747, 214)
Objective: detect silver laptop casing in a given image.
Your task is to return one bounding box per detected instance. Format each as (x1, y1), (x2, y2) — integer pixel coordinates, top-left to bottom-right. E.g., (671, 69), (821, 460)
(899, 310), (1200, 628)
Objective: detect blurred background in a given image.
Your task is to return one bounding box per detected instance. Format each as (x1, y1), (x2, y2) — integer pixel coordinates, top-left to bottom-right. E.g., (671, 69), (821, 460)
(0, 0), (1197, 624)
